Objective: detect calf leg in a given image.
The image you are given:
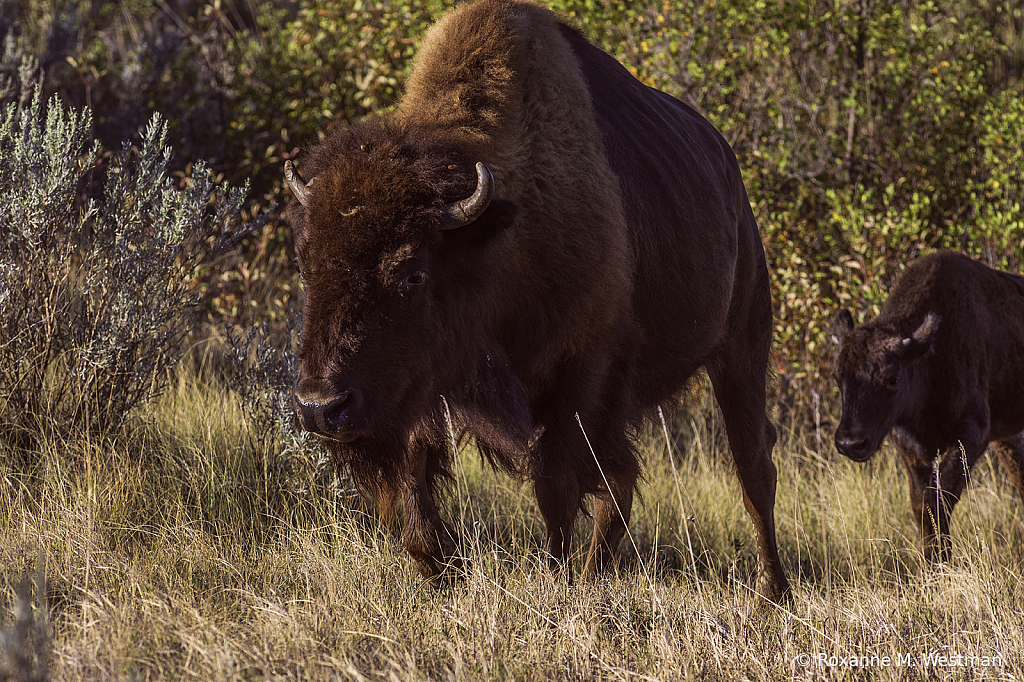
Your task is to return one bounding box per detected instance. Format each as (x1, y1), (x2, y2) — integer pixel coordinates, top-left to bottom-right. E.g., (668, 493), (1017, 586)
(707, 359), (790, 601)
(897, 429), (987, 563)
(992, 432), (1024, 499)
(402, 445), (459, 579)
(901, 458), (955, 563)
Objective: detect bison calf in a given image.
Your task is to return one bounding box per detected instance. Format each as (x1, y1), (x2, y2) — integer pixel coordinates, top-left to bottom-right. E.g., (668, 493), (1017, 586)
(832, 250), (1024, 561)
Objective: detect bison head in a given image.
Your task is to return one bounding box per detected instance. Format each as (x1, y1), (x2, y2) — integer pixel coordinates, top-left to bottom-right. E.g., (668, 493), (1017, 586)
(284, 126), (519, 479)
(831, 309), (940, 461)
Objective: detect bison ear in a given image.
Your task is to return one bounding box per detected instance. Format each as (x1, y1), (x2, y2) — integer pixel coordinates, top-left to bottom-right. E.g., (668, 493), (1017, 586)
(831, 308), (855, 346)
(900, 312), (939, 362)
(441, 199), (518, 250)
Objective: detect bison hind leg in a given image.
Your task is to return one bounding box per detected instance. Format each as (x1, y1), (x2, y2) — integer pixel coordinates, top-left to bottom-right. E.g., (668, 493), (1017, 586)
(707, 356), (791, 602)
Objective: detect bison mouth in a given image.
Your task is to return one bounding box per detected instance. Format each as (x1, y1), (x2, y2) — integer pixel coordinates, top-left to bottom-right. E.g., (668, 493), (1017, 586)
(315, 430), (360, 444)
(839, 448), (876, 463)
(293, 371), (440, 453)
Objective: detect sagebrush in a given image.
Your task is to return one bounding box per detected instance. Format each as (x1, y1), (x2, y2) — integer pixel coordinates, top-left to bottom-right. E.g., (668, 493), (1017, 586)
(0, 88), (260, 444)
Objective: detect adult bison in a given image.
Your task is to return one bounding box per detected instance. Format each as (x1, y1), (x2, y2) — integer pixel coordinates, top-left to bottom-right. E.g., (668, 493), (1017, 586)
(833, 250), (1024, 562)
(285, 0), (789, 599)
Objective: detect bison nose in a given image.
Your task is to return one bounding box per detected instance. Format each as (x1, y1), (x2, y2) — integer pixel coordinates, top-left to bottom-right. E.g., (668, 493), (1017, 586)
(834, 431), (872, 460)
(295, 387), (364, 441)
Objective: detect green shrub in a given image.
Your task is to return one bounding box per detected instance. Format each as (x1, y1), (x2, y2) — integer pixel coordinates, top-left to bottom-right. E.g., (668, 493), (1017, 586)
(549, 0), (1023, 390)
(0, 88), (259, 444)
(222, 321), (344, 516)
(6, 0), (1021, 408)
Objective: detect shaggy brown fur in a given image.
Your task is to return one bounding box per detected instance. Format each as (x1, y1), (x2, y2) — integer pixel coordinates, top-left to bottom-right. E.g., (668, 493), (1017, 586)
(833, 250), (1024, 562)
(287, 0), (789, 599)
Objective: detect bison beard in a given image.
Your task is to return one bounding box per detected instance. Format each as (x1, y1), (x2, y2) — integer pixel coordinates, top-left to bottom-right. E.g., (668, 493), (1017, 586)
(285, 0), (790, 600)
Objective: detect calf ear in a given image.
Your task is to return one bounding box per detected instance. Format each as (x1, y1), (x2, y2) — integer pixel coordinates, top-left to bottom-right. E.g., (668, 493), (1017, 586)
(900, 312), (940, 362)
(831, 308), (855, 346)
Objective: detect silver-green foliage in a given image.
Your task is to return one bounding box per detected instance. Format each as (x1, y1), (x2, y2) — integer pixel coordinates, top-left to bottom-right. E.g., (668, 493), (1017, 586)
(0, 88), (257, 441)
(224, 321), (342, 506)
(0, 559), (50, 682)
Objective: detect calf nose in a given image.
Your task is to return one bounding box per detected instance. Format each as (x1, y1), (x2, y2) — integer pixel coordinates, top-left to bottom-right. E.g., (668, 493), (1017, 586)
(295, 387), (364, 441)
(834, 431), (872, 460)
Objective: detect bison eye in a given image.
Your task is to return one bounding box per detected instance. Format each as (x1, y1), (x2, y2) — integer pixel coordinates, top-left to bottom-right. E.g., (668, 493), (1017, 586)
(884, 374), (899, 391)
(406, 270), (427, 286)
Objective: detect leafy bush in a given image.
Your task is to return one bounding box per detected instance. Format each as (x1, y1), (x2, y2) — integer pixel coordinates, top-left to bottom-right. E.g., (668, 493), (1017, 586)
(5, 0), (1021, 407)
(1, 1), (460, 327)
(0, 88), (259, 444)
(3, 0), (452, 195)
(551, 0), (1024, 391)
(222, 321), (344, 512)
(222, 0), (453, 190)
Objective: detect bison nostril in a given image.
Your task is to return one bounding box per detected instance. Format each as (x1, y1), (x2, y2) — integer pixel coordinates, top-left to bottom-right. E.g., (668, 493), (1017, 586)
(323, 390), (360, 429)
(295, 386), (364, 439)
(835, 433), (871, 458)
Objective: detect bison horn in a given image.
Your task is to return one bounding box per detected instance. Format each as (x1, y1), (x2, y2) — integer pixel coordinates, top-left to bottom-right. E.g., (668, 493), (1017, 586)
(438, 162), (493, 229)
(284, 160), (314, 207)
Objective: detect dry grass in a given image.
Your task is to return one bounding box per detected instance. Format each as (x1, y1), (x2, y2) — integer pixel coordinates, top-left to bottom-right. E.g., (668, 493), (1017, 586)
(2, 365), (1023, 681)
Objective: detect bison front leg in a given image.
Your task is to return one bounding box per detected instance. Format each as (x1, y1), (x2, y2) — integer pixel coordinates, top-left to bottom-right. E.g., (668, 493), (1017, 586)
(532, 404), (596, 576)
(533, 378), (639, 581)
(902, 459), (954, 563)
(578, 417), (639, 580)
(582, 474), (636, 580)
(402, 445), (459, 580)
(898, 430), (986, 564)
(533, 455), (582, 575)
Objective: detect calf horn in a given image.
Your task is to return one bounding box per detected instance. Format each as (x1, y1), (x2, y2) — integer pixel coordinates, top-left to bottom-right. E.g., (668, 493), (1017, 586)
(438, 162), (493, 229)
(284, 160), (314, 207)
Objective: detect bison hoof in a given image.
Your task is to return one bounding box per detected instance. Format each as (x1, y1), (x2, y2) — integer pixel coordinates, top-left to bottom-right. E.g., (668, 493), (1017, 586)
(923, 550), (955, 568)
(412, 553), (468, 584)
(754, 574), (792, 605)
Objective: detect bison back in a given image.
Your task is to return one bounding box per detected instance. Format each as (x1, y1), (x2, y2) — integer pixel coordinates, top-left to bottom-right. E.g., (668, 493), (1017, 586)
(560, 23), (771, 407)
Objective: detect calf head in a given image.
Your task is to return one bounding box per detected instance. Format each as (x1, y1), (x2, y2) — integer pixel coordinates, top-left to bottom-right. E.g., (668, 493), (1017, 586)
(284, 126), (516, 482)
(831, 309), (940, 461)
